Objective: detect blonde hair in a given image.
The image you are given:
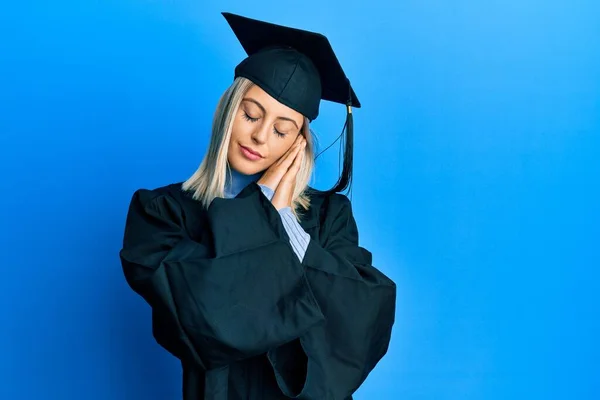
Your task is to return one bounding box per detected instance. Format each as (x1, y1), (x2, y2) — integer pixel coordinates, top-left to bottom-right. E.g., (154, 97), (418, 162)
(182, 76), (315, 221)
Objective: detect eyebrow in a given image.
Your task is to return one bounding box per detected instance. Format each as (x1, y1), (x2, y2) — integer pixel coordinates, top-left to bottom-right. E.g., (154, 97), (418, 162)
(242, 97), (300, 129)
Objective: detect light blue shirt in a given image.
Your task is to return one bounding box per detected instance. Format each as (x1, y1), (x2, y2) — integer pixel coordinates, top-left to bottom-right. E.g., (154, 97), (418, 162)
(223, 168), (310, 261)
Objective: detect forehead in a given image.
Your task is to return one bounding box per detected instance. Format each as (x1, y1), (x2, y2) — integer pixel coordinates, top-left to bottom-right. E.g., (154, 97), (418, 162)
(244, 84), (304, 122)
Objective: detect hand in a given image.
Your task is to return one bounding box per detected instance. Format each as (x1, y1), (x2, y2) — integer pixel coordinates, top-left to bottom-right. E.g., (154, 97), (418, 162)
(271, 139), (306, 210)
(257, 134), (306, 192)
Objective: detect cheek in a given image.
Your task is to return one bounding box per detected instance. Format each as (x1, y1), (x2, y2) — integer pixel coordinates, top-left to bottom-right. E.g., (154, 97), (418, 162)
(231, 109), (257, 136)
(266, 141), (292, 162)
(270, 147), (285, 161)
(230, 118), (244, 142)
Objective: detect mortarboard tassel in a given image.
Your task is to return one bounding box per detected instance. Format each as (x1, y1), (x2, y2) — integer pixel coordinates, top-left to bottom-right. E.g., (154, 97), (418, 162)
(323, 80), (354, 196)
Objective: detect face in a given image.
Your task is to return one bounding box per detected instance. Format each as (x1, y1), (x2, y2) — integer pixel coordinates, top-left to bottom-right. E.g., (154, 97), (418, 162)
(227, 84), (305, 175)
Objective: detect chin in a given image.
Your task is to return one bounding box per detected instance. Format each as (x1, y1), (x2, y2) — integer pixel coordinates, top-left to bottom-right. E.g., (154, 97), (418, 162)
(228, 155), (263, 175)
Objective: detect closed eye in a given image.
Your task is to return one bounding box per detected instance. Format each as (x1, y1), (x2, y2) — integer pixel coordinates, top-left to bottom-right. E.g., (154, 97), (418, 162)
(242, 112), (259, 122)
(244, 112), (287, 139)
(273, 128), (286, 138)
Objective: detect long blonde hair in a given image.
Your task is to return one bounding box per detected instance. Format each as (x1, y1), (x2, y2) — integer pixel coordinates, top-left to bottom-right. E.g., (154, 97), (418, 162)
(182, 76), (315, 221)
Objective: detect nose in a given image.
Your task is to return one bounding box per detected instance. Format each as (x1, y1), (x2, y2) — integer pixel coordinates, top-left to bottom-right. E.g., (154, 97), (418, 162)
(250, 121), (269, 145)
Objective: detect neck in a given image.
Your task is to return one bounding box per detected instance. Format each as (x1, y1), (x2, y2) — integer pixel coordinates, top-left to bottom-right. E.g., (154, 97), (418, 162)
(224, 167), (262, 198)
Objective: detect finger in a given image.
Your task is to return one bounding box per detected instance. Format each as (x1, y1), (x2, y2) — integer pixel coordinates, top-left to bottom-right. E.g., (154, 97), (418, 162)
(281, 141), (303, 169)
(274, 135), (303, 167)
(288, 134), (303, 151)
(283, 144), (305, 182)
(293, 143), (306, 170)
(265, 140), (303, 186)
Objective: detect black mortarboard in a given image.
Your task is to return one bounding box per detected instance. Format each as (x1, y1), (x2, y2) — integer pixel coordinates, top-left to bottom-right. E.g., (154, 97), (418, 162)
(222, 11), (360, 195)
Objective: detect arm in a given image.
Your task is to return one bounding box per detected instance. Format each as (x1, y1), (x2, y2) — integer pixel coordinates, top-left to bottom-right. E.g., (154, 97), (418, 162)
(266, 194), (397, 399)
(258, 183), (310, 262)
(119, 182), (325, 371)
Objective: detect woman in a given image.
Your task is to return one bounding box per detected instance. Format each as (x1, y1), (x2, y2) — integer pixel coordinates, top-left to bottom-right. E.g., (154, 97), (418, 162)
(120, 12), (396, 400)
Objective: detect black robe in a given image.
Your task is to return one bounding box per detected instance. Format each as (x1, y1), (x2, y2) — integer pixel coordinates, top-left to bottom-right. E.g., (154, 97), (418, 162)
(119, 180), (397, 399)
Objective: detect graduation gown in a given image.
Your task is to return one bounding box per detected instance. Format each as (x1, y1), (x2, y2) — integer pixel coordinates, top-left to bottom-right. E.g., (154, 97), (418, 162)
(119, 181), (397, 399)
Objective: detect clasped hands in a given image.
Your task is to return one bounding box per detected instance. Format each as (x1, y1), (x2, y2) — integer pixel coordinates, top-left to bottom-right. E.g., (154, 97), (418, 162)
(257, 134), (307, 210)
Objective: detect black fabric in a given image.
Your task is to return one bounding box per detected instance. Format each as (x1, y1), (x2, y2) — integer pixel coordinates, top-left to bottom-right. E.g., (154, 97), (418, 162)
(223, 11), (361, 121)
(120, 181), (396, 399)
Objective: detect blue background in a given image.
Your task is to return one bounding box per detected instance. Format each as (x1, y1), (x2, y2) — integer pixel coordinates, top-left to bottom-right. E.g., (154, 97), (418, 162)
(1, 1), (598, 399)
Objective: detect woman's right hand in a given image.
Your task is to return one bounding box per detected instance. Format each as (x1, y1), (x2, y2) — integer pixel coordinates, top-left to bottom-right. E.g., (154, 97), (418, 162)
(257, 134), (306, 191)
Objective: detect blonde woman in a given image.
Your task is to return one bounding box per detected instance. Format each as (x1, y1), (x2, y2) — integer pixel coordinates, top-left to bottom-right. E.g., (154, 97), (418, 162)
(119, 12), (396, 400)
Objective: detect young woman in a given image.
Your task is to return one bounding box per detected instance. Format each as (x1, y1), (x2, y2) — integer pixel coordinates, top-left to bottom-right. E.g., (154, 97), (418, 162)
(120, 12), (397, 400)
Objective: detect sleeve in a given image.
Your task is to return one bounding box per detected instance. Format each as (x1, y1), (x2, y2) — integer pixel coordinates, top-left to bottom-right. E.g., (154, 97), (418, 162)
(119, 182), (325, 371)
(258, 183), (275, 200)
(266, 194), (397, 400)
(258, 183), (310, 261)
(278, 207), (310, 262)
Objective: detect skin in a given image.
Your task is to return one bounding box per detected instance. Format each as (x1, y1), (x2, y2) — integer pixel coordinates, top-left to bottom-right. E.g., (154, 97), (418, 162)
(227, 84), (308, 210)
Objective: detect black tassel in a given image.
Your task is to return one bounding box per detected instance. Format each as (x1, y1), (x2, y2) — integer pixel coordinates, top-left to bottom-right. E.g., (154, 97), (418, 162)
(322, 79), (354, 196)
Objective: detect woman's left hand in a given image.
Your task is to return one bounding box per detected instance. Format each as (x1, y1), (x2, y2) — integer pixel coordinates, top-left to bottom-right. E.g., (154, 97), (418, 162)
(271, 140), (306, 210)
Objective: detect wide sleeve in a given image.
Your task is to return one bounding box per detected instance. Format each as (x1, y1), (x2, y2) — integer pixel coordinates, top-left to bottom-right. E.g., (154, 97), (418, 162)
(266, 193), (397, 400)
(119, 183), (325, 371)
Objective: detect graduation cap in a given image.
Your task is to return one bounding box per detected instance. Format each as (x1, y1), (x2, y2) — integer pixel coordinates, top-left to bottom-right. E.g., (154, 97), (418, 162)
(222, 11), (360, 195)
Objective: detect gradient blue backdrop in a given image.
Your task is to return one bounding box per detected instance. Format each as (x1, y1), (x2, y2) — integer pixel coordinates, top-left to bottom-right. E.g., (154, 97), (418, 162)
(1, 1), (598, 399)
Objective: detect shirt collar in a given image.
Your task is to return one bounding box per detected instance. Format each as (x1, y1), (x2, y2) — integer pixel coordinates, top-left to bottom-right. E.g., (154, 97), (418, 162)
(224, 167), (263, 198)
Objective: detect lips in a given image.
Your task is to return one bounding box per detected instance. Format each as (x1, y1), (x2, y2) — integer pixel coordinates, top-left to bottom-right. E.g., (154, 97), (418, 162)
(240, 144), (263, 158)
